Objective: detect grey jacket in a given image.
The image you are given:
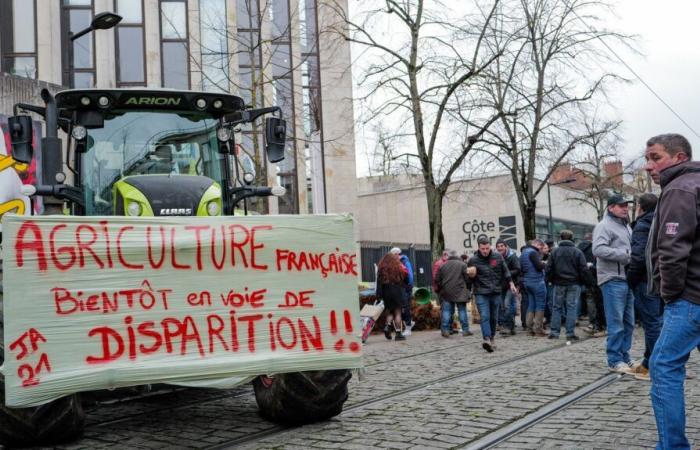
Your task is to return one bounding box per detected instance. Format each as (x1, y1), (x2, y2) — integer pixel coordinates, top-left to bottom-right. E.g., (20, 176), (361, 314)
(592, 212), (632, 286)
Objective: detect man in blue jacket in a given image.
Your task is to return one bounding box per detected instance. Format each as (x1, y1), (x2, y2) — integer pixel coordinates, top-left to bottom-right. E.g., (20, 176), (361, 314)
(520, 239), (547, 336)
(627, 193), (662, 381)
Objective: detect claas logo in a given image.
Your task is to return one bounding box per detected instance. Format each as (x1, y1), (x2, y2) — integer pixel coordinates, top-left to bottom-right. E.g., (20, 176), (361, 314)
(125, 97), (182, 106)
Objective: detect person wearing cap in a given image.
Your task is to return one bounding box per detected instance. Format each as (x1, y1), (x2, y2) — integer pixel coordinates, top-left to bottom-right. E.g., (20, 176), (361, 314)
(644, 133), (700, 450)
(390, 247), (415, 336)
(592, 193), (635, 374)
(627, 193), (662, 382)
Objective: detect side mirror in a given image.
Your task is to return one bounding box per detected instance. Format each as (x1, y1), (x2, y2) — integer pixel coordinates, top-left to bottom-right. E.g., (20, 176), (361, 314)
(8, 115), (34, 164)
(264, 117), (286, 163)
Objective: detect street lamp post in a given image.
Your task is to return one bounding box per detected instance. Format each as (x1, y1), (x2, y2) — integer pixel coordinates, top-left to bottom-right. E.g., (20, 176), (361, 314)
(547, 177), (577, 239)
(67, 12), (122, 88)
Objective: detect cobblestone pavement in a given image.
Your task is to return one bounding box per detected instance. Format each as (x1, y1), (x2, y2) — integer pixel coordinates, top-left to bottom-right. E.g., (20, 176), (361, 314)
(23, 324), (700, 450)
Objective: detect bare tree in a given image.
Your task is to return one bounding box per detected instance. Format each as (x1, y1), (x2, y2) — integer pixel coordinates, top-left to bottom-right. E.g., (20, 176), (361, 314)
(475, 0), (634, 239)
(562, 119), (634, 220)
(329, 0), (505, 257)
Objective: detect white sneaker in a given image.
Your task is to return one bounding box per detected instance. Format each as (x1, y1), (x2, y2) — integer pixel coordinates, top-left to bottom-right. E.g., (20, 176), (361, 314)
(609, 362), (633, 374)
(403, 322), (413, 337)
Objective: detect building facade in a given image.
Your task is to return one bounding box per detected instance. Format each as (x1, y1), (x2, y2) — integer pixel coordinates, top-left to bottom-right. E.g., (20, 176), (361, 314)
(356, 174), (601, 258)
(0, 0), (357, 216)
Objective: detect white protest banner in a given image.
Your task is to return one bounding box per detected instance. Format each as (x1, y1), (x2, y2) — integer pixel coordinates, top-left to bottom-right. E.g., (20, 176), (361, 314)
(1, 214), (362, 407)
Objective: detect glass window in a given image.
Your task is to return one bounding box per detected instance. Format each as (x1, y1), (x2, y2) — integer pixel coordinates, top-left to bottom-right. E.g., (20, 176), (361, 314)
(117, 27), (145, 83)
(271, 44), (290, 78)
(70, 9), (93, 68)
(1, 0), (37, 78)
(162, 42), (188, 89)
(12, 0), (35, 52)
(236, 0), (258, 29)
(270, 0), (289, 40)
(117, 0), (143, 23)
(237, 31), (259, 67)
(161, 1), (187, 39)
(63, 0), (92, 5)
(200, 0), (228, 92)
(273, 78), (293, 126)
(73, 72), (94, 88)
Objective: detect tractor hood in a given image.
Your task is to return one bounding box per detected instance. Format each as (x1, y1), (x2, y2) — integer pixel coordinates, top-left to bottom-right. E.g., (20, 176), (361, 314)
(114, 175), (222, 217)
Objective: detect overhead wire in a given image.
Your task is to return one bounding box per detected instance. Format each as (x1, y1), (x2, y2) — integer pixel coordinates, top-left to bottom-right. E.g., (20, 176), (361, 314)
(568, 4), (700, 141)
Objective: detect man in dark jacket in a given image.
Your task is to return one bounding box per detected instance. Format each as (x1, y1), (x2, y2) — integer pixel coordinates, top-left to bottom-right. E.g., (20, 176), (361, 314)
(546, 230), (588, 340)
(627, 193), (662, 381)
(520, 239), (548, 336)
(644, 133), (700, 449)
(578, 233), (606, 336)
(436, 249), (473, 338)
(496, 239), (521, 335)
(468, 237), (516, 352)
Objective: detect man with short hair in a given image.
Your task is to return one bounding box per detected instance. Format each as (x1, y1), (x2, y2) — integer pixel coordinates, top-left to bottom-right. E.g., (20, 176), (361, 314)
(520, 239), (548, 336)
(496, 239), (521, 336)
(391, 247), (415, 336)
(436, 249), (473, 338)
(627, 193), (662, 381)
(593, 193), (635, 374)
(644, 133), (700, 449)
(546, 230), (588, 340)
(468, 237), (516, 352)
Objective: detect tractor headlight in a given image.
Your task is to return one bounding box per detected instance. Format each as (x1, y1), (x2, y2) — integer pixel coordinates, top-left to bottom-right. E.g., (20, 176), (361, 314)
(127, 201), (142, 216)
(71, 125), (87, 141)
(206, 200), (220, 216)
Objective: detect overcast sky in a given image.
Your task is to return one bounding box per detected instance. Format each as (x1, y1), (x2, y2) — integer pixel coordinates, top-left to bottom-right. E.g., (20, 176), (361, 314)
(610, 0), (700, 162)
(351, 0), (700, 177)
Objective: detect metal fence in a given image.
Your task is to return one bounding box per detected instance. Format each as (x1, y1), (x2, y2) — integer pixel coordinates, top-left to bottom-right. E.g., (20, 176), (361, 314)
(359, 241), (433, 288)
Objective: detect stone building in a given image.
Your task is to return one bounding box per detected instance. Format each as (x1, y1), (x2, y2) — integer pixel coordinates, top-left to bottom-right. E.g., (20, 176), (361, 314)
(356, 173), (602, 257)
(0, 0), (357, 216)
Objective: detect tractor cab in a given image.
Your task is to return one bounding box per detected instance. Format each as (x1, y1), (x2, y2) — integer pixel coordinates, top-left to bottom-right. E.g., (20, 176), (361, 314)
(8, 88), (287, 217)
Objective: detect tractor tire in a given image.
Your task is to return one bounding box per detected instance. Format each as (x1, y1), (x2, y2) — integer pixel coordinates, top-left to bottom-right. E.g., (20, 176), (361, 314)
(0, 258), (86, 447)
(253, 369), (351, 424)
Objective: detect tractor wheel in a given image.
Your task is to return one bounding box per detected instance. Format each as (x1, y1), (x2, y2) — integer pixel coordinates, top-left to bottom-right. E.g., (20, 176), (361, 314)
(0, 259), (86, 447)
(253, 370), (351, 424)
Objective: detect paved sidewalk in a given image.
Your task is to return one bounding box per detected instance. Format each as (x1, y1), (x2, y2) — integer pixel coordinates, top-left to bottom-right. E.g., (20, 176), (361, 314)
(240, 327), (700, 450)
(49, 326), (700, 449)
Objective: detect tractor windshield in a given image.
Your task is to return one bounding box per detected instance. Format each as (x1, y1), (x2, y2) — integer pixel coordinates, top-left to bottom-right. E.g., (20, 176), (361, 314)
(80, 111), (225, 215)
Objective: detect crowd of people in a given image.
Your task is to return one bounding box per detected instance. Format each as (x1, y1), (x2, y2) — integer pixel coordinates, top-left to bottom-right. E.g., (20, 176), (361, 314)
(373, 132), (700, 449)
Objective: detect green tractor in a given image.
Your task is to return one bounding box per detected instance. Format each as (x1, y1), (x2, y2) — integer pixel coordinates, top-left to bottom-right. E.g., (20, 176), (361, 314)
(0, 88), (351, 446)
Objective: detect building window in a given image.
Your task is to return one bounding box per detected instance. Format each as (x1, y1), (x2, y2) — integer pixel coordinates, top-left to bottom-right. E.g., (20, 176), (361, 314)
(199, 0), (228, 92)
(270, 0), (298, 214)
(61, 0), (96, 88)
(160, 0), (189, 89)
(116, 0), (146, 86)
(299, 0), (325, 213)
(0, 0), (37, 78)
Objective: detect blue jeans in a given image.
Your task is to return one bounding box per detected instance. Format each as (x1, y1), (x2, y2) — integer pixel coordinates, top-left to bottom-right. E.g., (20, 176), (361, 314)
(649, 299), (700, 450)
(500, 290), (517, 329)
(633, 282), (664, 369)
(524, 280), (547, 313)
(441, 300), (469, 333)
(551, 284), (581, 337)
(601, 279), (635, 367)
(476, 294), (501, 339)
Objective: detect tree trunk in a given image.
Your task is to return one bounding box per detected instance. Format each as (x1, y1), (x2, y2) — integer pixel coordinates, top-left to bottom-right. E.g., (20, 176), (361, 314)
(425, 184), (445, 260)
(522, 200), (537, 242)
